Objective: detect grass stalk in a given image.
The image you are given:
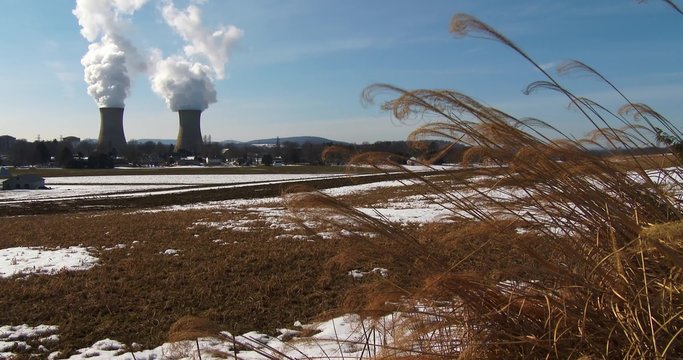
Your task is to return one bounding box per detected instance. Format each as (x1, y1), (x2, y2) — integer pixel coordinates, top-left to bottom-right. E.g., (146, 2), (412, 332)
(292, 8), (683, 359)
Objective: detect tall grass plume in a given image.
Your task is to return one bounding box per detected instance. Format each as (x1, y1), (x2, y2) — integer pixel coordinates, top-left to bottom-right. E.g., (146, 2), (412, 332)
(289, 8), (683, 360)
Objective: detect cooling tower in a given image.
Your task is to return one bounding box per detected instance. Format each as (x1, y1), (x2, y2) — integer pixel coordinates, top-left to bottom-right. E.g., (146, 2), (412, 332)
(97, 107), (127, 154)
(176, 109), (203, 154)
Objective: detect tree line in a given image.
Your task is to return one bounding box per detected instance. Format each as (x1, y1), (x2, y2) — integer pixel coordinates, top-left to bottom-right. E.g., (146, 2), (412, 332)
(0, 137), (467, 169)
(2, 136), (670, 170)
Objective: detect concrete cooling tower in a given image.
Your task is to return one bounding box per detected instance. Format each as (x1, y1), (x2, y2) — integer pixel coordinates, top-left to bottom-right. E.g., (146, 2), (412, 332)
(97, 107), (127, 154)
(176, 110), (203, 154)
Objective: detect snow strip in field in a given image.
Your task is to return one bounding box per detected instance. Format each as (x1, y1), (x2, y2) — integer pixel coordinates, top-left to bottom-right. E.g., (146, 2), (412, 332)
(0, 185), (184, 203)
(0, 173), (349, 204)
(357, 207), (452, 223)
(321, 179), (408, 197)
(142, 179), (410, 213)
(145, 180), (458, 236)
(0, 247), (98, 278)
(45, 173), (346, 185)
(8, 311), (446, 359)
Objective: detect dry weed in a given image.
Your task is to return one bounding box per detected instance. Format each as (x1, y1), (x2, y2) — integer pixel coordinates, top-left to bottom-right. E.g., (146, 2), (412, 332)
(290, 9), (683, 360)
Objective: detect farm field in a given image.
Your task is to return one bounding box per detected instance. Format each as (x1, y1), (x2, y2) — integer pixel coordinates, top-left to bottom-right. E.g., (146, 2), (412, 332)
(0, 165), (474, 359)
(0, 166), (463, 216)
(0, 173), (348, 204)
(1, 160), (681, 359)
(1, 161), (680, 359)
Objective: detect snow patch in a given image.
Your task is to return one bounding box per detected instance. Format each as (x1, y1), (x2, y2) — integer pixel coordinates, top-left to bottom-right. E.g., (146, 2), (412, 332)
(0, 324), (59, 358)
(349, 268), (390, 279)
(0, 247), (98, 278)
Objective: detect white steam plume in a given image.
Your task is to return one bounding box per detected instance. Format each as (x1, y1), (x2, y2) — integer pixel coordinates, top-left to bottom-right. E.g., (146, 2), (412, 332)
(73, 0), (149, 41)
(73, 0), (149, 108)
(160, 1), (243, 79)
(150, 0), (243, 111)
(149, 53), (217, 111)
(81, 36), (129, 108)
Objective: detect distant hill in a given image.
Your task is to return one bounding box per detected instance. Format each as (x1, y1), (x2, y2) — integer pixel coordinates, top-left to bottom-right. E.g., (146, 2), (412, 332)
(135, 139), (242, 145)
(118, 136), (347, 146)
(242, 136), (347, 146)
(135, 139), (176, 145)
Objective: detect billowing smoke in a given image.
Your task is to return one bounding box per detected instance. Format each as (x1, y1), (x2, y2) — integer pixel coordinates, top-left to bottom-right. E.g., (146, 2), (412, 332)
(149, 53), (217, 111)
(73, 0), (148, 41)
(73, 0), (148, 108)
(150, 0), (243, 111)
(81, 36), (129, 108)
(160, 1), (243, 79)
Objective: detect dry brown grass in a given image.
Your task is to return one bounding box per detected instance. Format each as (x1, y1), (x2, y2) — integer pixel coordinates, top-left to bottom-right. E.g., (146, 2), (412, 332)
(287, 10), (683, 360)
(0, 208), (365, 356)
(167, 316), (224, 342)
(608, 153), (680, 171)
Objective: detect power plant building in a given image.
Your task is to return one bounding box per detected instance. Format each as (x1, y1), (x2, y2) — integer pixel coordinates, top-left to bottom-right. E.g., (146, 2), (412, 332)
(97, 107), (127, 154)
(176, 110), (203, 154)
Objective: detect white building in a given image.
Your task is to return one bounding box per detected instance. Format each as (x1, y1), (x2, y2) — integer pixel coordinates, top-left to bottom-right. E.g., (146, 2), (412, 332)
(2, 174), (46, 190)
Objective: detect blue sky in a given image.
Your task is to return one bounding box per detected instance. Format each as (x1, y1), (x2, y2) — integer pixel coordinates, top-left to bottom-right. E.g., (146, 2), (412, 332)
(0, 0), (681, 143)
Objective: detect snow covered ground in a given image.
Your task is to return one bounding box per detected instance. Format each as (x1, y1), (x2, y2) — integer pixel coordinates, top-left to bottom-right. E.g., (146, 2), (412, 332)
(45, 174), (344, 185)
(0, 173), (347, 204)
(3, 311), (444, 360)
(0, 247), (98, 278)
(0, 164), (460, 204)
